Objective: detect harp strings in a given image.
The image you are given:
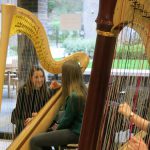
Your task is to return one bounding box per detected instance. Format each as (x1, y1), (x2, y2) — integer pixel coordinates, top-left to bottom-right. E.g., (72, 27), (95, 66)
(0, 4), (89, 150)
(101, 1), (150, 149)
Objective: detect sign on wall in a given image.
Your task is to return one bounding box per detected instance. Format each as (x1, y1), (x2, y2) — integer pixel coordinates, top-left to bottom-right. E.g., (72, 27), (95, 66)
(60, 14), (81, 30)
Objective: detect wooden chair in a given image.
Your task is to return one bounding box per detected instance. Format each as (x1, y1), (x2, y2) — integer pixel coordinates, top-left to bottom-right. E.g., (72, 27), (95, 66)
(4, 62), (18, 97)
(59, 144), (78, 150)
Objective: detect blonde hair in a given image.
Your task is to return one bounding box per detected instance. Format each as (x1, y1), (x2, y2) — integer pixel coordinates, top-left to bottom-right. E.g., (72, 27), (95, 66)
(62, 60), (87, 111)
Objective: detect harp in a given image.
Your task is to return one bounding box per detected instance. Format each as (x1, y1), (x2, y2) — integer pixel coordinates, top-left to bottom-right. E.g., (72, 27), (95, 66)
(79, 0), (150, 150)
(0, 4), (89, 150)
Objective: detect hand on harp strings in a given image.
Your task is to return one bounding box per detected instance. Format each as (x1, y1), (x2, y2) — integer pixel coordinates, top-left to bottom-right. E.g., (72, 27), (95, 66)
(118, 102), (150, 150)
(24, 117), (34, 127)
(118, 102), (150, 131)
(127, 137), (148, 150)
(118, 102), (132, 119)
(24, 112), (38, 127)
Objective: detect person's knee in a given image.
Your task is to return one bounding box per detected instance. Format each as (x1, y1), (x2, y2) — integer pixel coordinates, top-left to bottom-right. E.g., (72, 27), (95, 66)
(30, 137), (38, 148)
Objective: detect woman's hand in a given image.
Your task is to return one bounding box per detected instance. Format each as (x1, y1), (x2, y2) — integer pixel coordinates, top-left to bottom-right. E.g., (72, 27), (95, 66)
(118, 102), (132, 118)
(50, 80), (61, 90)
(24, 117), (33, 126)
(51, 123), (58, 131)
(128, 137), (148, 150)
(24, 112), (37, 126)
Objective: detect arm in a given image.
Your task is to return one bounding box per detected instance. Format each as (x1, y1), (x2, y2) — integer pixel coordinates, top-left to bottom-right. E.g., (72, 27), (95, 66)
(118, 103), (150, 132)
(57, 93), (78, 130)
(128, 137), (148, 150)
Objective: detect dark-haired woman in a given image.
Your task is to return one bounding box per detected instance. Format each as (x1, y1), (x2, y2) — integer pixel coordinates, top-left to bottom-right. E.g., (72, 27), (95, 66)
(11, 66), (60, 137)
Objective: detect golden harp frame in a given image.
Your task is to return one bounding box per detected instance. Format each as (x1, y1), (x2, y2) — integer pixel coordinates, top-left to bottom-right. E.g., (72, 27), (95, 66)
(0, 4), (89, 150)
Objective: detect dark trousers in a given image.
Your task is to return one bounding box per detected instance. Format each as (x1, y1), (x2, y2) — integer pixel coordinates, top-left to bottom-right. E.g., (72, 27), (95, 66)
(30, 129), (79, 150)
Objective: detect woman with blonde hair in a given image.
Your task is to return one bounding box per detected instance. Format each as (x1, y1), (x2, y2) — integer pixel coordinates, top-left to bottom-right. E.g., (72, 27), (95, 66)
(30, 60), (87, 150)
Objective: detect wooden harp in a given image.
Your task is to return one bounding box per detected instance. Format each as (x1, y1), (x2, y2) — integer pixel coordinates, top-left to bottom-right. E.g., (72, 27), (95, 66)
(0, 4), (89, 150)
(79, 0), (150, 150)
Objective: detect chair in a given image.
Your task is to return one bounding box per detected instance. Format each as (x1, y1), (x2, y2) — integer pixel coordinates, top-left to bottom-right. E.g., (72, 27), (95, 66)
(4, 62), (18, 97)
(59, 144), (78, 150)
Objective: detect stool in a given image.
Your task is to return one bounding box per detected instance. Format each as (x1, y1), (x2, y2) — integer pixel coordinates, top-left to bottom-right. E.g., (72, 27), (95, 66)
(59, 144), (78, 150)
(67, 144), (78, 149)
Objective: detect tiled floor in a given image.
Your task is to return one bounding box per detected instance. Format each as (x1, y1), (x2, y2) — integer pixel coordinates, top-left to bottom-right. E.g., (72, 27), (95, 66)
(0, 86), (16, 149)
(0, 139), (12, 150)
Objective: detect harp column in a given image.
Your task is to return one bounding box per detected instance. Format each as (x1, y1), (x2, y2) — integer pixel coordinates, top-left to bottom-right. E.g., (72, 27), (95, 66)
(79, 0), (118, 150)
(0, 5), (17, 107)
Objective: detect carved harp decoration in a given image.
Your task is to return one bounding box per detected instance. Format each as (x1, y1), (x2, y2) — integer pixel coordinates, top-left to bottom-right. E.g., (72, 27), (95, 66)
(79, 0), (150, 150)
(0, 4), (89, 150)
